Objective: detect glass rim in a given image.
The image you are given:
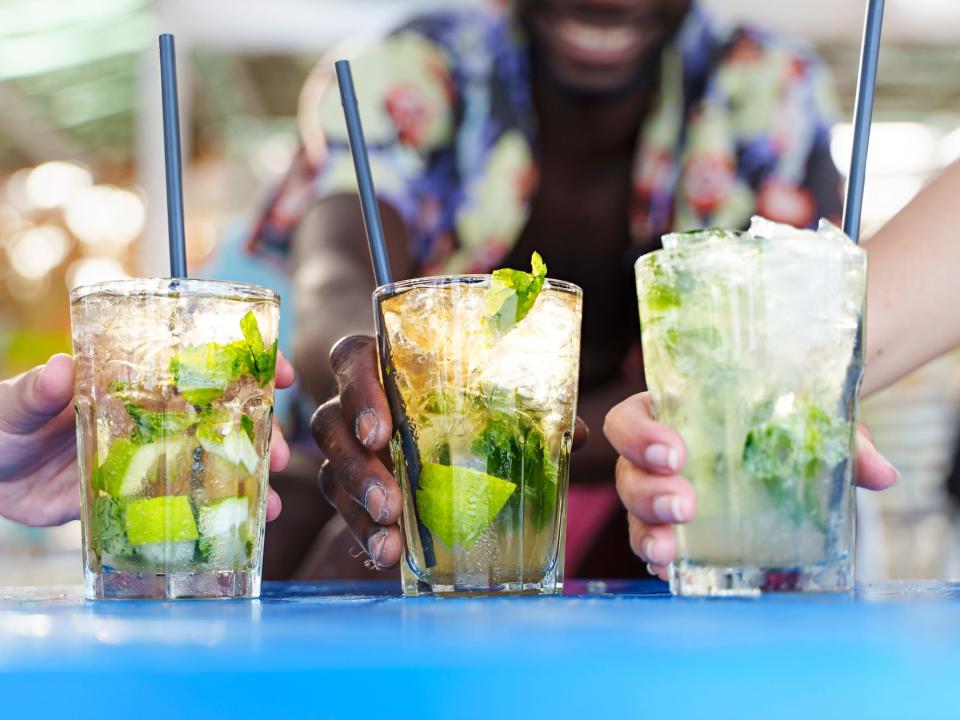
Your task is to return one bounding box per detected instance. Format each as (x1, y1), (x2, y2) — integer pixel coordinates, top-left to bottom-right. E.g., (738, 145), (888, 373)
(373, 274), (582, 300)
(70, 277), (280, 304)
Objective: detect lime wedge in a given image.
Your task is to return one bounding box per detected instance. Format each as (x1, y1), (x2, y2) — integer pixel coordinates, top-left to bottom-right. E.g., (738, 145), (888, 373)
(125, 496), (199, 545)
(97, 437), (190, 497)
(99, 437), (193, 497)
(415, 463), (516, 549)
(198, 497), (251, 566)
(199, 428), (260, 475)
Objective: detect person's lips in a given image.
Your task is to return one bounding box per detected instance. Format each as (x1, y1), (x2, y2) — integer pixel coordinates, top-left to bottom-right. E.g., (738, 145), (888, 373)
(550, 17), (648, 67)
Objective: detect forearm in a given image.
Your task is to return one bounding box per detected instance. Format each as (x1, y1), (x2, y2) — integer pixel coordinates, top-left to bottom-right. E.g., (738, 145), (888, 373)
(862, 161), (960, 397)
(290, 194), (411, 405)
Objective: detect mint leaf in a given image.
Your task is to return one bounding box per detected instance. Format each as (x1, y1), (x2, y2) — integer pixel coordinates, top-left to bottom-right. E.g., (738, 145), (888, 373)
(240, 413), (255, 443)
(240, 311), (265, 358)
(485, 252), (548, 334)
(469, 397), (559, 533)
(239, 311), (277, 386)
(92, 496), (136, 558)
(124, 404), (197, 445)
(171, 341), (251, 406)
(742, 397), (849, 530)
(257, 340), (278, 387)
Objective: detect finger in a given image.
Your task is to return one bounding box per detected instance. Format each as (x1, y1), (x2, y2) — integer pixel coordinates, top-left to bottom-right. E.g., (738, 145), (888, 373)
(627, 514), (678, 566)
(310, 400), (401, 525)
(0, 354), (74, 435)
(275, 351), (295, 389)
(615, 456), (696, 524)
(265, 486), (282, 522)
(572, 417), (589, 450)
(603, 392), (686, 474)
(646, 563), (670, 582)
(855, 424), (899, 491)
(319, 461), (402, 568)
(329, 335), (393, 451)
(268, 416), (290, 473)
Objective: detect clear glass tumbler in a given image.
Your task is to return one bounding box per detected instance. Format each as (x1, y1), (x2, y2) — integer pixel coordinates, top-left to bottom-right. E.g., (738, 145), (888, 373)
(71, 278), (280, 600)
(374, 275), (582, 596)
(635, 219), (867, 596)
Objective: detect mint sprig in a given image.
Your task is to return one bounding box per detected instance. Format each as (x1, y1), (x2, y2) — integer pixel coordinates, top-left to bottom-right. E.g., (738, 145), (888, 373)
(485, 252), (547, 334)
(170, 310), (278, 406)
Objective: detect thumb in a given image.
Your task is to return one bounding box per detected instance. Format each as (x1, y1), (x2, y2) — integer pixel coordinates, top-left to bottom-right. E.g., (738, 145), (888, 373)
(0, 354), (74, 435)
(854, 423), (899, 491)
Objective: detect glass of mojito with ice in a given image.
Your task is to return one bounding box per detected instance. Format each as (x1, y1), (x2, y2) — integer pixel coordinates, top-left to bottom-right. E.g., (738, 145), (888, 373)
(71, 279), (280, 600)
(375, 254), (582, 596)
(636, 218), (867, 596)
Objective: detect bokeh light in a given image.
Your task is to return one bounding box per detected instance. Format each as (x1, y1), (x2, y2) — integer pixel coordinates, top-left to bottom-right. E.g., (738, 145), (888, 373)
(5, 168), (34, 211)
(5, 225), (71, 279)
(64, 184), (145, 252)
(65, 257), (129, 290)
(25, 161), (92, 209)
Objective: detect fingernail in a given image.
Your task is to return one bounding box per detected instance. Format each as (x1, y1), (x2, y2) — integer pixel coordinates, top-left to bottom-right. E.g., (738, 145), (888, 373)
(367, 527), (388, 568)
(641, 536), (657, 563)
(652, 494), (686, 523)
(886, 459), (901, 485)
(646, 563), (659, 576)
(35, 363), (48, 394)
(355, 408), (378, 447)
(363, 483), (388, 522)
(645, 443), (679, 471)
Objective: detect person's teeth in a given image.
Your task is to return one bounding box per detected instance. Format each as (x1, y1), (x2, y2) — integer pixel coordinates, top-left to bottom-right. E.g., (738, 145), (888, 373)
(558, 20), (636, 53)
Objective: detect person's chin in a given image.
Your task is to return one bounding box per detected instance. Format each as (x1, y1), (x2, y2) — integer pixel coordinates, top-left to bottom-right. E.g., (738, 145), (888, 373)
(546, 55), (649, 96)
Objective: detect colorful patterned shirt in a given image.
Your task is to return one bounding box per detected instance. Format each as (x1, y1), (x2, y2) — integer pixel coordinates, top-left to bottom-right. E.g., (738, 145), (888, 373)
(248, 3), (843, 270)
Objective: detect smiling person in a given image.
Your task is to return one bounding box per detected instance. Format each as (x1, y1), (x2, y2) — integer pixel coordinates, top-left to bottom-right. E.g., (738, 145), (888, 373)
(249, 0), (845, 578)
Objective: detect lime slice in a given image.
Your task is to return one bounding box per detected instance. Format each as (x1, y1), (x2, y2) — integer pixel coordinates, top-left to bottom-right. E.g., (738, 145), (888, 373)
(198, 421), (260, 475)
(125, 496), (199, 545)
(415, 463), (516, 549)
(200, 429), (259, 475)
(99, 436), (194, 497)
(198, 497), (251, 566)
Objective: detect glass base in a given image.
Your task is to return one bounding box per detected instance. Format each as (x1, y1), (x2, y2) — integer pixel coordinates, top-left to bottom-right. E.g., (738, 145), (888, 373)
(400, 559), (562, 597)
(85, 569), (261, 600)
(669, 559), (852, 597)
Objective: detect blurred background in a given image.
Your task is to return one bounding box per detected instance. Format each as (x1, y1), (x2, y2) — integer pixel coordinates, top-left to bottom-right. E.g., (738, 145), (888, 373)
(1, 0), (958, 585)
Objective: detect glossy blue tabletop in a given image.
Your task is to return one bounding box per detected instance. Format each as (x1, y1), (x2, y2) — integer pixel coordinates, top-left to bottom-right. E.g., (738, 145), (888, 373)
(2, 579), (959, 719)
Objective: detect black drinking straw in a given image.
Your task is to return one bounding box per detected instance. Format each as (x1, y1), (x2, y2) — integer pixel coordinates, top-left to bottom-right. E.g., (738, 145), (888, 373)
(335, 60), (436, 569)
(334, 60), (392, 286)
(842, 0), (885, 243)
(159, 34), (188, 277)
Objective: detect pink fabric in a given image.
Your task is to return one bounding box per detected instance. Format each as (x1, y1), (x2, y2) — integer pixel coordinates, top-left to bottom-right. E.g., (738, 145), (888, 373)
(564, 484), (622, 577)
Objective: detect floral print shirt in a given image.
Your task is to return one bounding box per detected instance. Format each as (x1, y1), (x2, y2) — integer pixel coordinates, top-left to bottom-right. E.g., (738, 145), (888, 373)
(248, 2), (842, 275)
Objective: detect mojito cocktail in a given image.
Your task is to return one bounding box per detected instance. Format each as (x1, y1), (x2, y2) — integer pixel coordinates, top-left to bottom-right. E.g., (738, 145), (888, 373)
(71, 279), (279, 599)
(636, 218), (867, 596)
(375, 256), (582, 595)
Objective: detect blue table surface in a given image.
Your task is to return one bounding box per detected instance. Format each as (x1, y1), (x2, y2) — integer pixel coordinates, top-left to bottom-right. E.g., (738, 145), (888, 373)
(3, 579), (960, 719)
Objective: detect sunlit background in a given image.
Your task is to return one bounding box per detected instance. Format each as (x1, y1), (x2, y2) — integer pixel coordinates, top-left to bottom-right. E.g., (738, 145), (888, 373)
(1, 0), (959, 585)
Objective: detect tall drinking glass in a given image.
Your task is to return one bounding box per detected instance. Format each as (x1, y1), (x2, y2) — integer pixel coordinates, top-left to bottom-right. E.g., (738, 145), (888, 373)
(375, 275), (582, 596)
(71, 279), (280, 600)
(635, 218), (867, 596)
